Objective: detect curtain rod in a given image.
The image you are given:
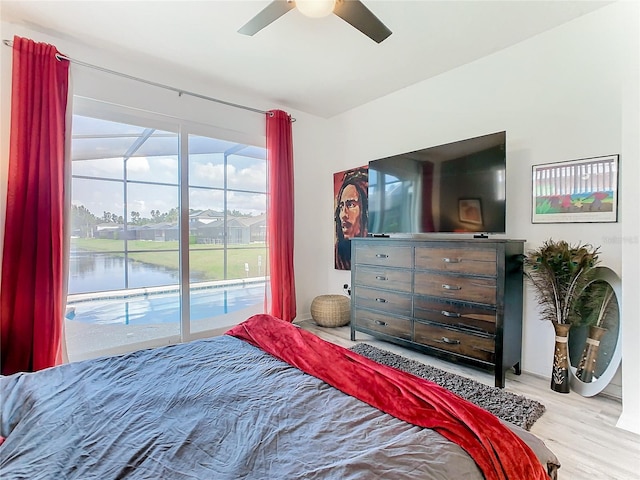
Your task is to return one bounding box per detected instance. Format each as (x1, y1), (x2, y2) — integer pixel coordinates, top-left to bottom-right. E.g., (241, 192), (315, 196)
(3, 39), (295, 122)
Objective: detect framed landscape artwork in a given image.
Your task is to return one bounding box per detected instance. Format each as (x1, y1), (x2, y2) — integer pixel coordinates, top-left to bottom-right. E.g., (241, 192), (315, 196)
(532, 154), (619, 224)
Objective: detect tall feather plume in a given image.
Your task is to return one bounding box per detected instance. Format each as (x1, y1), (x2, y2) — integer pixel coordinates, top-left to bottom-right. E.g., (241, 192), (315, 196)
(524, 239), (600, 325)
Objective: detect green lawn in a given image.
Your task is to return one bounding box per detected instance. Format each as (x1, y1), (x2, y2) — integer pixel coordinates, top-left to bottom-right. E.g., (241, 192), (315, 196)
(72, 238), (267, 280)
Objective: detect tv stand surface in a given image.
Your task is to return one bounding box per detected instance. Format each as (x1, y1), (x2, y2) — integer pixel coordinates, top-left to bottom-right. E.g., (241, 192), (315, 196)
(349, 237), (525, 388)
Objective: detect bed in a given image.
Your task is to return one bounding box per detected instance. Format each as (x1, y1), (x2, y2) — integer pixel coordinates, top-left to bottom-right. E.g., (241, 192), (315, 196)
(1, 314), (559, 479)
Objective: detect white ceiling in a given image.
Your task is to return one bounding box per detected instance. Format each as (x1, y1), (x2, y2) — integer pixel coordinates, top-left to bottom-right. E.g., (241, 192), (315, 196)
(0, 0), (611, 118)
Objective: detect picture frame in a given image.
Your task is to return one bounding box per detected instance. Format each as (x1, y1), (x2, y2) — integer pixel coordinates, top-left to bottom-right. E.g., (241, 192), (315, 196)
(458, 198), (483, 225)
(333, 166), (368, 270)
(532, 154), (619, 224)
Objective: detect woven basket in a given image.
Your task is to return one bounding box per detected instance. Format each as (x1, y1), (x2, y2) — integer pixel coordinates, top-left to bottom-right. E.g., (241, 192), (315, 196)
(310, 295), (351, 327)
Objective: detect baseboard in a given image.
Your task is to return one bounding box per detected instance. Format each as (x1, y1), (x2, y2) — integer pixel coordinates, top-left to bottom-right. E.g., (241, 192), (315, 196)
(616, 411), (640, 435)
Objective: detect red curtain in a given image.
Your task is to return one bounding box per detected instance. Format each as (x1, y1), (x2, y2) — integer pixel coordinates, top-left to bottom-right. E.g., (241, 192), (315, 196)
(1, 36), (70, 375)
(265, 110), (296, 322)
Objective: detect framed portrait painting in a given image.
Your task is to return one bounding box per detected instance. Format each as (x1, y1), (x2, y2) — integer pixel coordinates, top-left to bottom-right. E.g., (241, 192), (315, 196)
(532, 155), (619, 224)
(334, 166), (368, 270)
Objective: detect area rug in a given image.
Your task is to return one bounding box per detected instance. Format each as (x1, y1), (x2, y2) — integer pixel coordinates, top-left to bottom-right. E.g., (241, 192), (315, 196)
(349, 343), (545, 430)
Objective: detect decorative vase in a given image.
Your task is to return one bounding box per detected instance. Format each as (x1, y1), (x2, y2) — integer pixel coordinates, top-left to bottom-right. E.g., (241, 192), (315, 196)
(576, 325), (608, 383)
(551, 323), (571, 393)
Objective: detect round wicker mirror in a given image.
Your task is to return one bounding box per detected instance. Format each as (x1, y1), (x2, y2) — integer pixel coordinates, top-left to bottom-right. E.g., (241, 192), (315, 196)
(568, 266), (622, 397)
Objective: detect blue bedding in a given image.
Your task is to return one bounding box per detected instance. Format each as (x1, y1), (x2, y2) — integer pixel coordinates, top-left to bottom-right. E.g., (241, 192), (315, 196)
(0, 334), (558, 479)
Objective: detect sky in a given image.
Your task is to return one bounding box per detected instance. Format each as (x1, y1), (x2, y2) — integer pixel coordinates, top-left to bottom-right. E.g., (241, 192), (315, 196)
(71, 115), (267, 220)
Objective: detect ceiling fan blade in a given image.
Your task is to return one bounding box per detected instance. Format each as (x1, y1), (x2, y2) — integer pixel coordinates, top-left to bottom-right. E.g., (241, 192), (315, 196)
(333, 0), (392, 44)
(238, 0), (296, 36)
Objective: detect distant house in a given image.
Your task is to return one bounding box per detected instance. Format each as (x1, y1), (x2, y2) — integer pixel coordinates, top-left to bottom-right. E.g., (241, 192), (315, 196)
(190, 213), (266, 245)
(93, 212), (264, 245)
(189, 209), (224, 225)
(95, 223), (124, 240)
(229, 214), (266, 244)
(134, 222), (179, 242)
(94, 222), (178, 241)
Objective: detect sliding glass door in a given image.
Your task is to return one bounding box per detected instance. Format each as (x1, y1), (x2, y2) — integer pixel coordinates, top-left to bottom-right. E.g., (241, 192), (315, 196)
(66, 104), (267, 361)
(187, 135), (267, 335)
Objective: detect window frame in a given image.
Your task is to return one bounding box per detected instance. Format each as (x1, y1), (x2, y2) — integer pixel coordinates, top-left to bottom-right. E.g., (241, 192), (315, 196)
(68, 97), (268, 358)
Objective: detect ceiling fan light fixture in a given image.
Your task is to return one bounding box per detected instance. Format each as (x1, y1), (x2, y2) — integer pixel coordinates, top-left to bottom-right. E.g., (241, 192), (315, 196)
(295, 0), (336, 18)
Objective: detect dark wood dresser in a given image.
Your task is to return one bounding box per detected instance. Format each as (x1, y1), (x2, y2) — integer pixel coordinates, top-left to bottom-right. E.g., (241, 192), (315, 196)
(350, 237), (525, 388)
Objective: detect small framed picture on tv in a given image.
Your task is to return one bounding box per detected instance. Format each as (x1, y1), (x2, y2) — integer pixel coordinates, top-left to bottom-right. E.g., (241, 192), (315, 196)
(532, 154), (619, 224)
(459, 198), (483, 225)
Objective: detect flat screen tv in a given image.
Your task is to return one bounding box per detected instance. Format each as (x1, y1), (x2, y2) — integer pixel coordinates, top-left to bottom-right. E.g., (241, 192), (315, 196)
(367, 131), (506, 235)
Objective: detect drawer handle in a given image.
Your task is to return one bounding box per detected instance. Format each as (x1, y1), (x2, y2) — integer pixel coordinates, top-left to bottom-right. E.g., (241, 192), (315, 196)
(442, 284), (462, 291)
(375, 298), (387, 303)
(375, 254), (389, 259)
(442, 257), (461, 264)
(442, 336), (461, 345)
(374, 320), (387, 326)
(441, 310), (461, 318)
(375, 275), (388, 281)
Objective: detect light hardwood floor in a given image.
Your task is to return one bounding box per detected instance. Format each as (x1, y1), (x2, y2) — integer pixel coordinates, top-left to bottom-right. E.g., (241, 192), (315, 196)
(297, 319), (640, 480)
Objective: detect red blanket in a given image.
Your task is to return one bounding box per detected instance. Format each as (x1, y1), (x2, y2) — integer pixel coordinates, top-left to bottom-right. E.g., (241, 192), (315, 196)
(226, 314), (549, 480)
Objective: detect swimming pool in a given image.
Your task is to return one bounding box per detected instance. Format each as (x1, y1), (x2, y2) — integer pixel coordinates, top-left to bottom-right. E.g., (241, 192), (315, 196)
(66, 283), (265, 325)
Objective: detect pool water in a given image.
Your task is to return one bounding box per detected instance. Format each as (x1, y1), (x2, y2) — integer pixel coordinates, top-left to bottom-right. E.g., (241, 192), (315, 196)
(66, 284), (265, 325)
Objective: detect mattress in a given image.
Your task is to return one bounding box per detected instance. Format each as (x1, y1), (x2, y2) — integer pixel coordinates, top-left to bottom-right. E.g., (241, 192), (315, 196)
(0, 315), (559, 479)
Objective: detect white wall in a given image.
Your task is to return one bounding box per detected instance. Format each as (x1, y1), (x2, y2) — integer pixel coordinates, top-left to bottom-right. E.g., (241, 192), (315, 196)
(617, 0), (640, 435)
(317, 2), (639, 434)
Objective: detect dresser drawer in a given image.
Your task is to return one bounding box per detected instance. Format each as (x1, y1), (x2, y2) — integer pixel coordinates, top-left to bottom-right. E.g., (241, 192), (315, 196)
(354, 244), (412, 268)
(351, 238), (524, 389)
(354, 266), (412, 293)
(414, 321), (495, 363)
(414, 297), (496, 334)
(354, 286), (412, 317)
(414, 272), (497, 305)
(415, 247), (496, 276)
(353, 308), (411, 340)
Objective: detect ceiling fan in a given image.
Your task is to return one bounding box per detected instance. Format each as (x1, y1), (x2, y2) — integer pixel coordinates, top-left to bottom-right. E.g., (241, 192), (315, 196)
(238, 0), (392, 44)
